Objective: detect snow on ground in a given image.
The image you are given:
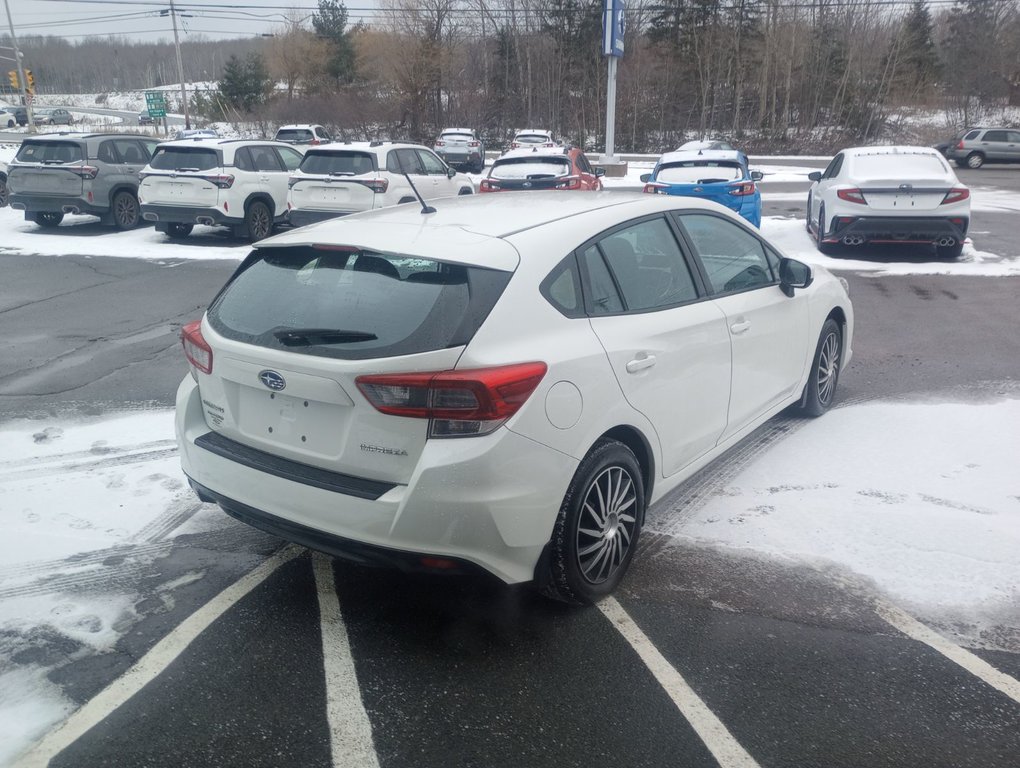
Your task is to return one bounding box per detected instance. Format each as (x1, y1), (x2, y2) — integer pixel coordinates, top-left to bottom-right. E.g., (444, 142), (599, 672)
(660, 398), (1020, 651)
(1, 396), (1019, 762)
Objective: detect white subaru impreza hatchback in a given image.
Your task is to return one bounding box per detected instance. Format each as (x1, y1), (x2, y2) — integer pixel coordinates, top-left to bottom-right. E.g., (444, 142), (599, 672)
(176, 192), (853, 603)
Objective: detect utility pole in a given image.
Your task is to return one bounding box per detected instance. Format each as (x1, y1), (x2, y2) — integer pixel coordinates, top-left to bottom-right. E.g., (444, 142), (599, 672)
(168, 0), (191, 129)
(3, 0), (33, 129)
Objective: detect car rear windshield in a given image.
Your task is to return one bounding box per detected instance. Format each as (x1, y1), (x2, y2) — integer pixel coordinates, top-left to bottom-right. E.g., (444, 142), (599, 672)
(491, 157), (570, 179)
(300, 151), (377, 176)
(149, 146), (220, 171)
(206, 246), (512, 361)
(276, 129), (314, 143)
(15, 141), (83, 164)
(441, 132), (474, 141)
(853, 154), (948, 178)
(657, 162), (743, 183)
(515, 134), (551, 144)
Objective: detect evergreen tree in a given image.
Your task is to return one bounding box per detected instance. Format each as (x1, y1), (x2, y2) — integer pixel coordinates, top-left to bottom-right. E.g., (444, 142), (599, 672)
(889, 0), (940, 100)
(312, 0), (358, 86)
(217, 52), (272, 113)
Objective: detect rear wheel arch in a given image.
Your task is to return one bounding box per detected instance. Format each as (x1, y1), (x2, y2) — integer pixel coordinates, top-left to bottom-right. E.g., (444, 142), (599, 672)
(243, 192), (275, 218)
(107, 183), (139, 207)
(598, 425), (656, 513)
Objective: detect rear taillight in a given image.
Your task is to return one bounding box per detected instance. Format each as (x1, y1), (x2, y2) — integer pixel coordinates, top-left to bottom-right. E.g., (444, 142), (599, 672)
(510, 142), (520, 149)
(310, 139), (320, 146)
(181, 320), (212, 375)
(556, 176), (582, 190)
(468, 140), (480, 147)
(479, 179), (499, 192)
(72, 165), (99, 179)
(360, 178), (388, 193)
(729, 181), (756, 196)
(202, 174), (234, 189)
(837, 187), (867, 204)
(956, 139), (965, 150)
(643, 182), (666, 194)
(356, 362), (547, 438)
(435, 140), (446, 147)
(941, 187), (970, 205)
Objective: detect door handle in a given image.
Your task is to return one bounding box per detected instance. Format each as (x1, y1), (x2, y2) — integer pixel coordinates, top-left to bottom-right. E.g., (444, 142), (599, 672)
(730, 320), (752, 334)
(626, 355), (657, 373)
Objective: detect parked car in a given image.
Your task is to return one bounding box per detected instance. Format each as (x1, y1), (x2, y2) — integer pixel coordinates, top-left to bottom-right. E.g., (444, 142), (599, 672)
(286, 141), (474, 227)
(175, 192), (853, 604)
(807, 145), (970, 259)
(677, 138), (737, 152)
(174, 128), (219, 139)
(274, 124), (332, 147)
(946, 127), (1020, 169)
(7, 133), (159, 229)
(33, 108), (74, 126)
(1, 105), (28, 126)
(433, 128), (485, 173)
(641, 148), (763, 228)
(480, 146), (604, 192)
(139, 138), (304, 241)
(138, 111), (155, 125)
(0, 159), (8, 208)
(510, 129), (556, 149)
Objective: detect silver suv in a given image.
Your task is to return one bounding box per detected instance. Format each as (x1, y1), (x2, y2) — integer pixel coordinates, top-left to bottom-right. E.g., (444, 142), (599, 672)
(7, 133), (159, 229)
(948, 127), (1020, 169)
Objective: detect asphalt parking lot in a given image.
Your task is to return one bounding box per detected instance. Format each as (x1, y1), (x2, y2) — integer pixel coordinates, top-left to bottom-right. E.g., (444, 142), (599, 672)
(2, 161), (1020, 768)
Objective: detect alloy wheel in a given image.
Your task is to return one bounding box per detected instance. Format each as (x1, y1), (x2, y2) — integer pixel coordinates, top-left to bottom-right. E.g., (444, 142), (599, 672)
(114, 193), (138, 228)
(575, 465), (639, 585)
(816, 330), (841, 406)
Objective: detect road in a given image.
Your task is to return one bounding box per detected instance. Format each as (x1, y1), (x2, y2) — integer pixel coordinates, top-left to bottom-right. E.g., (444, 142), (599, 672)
(2, 163), (1020, 768)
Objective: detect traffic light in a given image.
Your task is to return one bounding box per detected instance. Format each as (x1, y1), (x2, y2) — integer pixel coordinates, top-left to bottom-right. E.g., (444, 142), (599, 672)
(25, 70), (34, 94)
(7, 70), (18, 90)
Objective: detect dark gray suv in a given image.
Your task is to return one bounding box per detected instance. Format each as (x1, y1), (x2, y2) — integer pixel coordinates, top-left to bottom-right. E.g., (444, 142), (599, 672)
(7, 133), (159, 229)
(947, 127), (1020, 169)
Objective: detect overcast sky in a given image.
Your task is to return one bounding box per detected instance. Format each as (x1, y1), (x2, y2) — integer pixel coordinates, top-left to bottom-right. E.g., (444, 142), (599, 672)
(7, 0), (382, 43)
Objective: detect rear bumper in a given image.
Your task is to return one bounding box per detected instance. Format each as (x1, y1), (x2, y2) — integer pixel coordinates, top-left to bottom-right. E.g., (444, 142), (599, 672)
(176, 376), (577, 584)
(10, 194), (106, 216)
(286, 208), (351, 227)
(141, 204), (240, 226)
(827, 216), (968, 244)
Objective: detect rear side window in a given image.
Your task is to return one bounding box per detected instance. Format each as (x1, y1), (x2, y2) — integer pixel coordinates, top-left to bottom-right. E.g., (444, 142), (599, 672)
(301, 151), (377, 176)
(964, 130), (980, 140)
(150, 147), (219, 171)
(15, 141), (83, 164)
(207, 247), (512, 361)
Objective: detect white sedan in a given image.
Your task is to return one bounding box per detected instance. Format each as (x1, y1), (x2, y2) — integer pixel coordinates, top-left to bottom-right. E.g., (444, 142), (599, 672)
(807, 145), (970, 259)
(176, 193), (853, 603)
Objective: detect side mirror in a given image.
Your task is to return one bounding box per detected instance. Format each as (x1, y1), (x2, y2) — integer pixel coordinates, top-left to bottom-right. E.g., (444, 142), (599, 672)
(808, 171), (822, 182)
(750, 170), (764, 181)
(639, 173), (651, 183)
(779, 257), (813, 297)
(447, 167), (457, 178)
(595, 167), (606, 177)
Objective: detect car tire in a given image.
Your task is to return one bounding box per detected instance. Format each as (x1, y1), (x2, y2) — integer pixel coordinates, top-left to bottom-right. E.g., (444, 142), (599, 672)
(0, 176), (8, 208)
(4, 118), (12, 128)
(243, 200), (272, 242)
(34, 211), (64, 228)
(165, 223), (194, 239)
(111, 190), (140, 230)
(798, 318), (842, 418)
(539, 438), (645, 605)
(806, 194), (813, 234)
(936, 240), (964, 260)
(964, 152), (984, 169)
(816, 205), (835, 255)
(472, 160), (484, 174)
(458, 187), (472, 195)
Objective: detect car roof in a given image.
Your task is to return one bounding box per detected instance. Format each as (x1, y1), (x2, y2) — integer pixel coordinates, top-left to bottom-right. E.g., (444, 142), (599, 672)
(841, 145), (944, 158)
(658, 149), (744, 165)
(156, 138), (282, 148)
(440, 127), (475, 134)
(496, 146), (570, 161)
(21, 132), (147, 141)
(256, 192), (733, 267)
(514, 129), (553, 136)
(277, 124), (323, 130)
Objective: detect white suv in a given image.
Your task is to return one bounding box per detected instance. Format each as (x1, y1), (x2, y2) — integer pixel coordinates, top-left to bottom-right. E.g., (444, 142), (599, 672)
(139, 138), (304, 241)
(286, 141), (474, 227)
(510, 129), (556, 150)
(274, 124), (332, 147)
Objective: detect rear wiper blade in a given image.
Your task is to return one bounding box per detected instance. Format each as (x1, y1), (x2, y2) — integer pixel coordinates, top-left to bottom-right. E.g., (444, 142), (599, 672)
(175, 167), (200, 173)
(273, 328), (377, 346)
(328, 171), (356, 177)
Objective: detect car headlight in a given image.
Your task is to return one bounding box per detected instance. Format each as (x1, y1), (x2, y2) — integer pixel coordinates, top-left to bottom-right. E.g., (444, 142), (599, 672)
(838, 277), (850, 296)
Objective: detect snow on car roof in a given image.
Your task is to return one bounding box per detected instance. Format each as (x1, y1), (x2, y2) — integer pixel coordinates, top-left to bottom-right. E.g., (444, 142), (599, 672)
(440, 128), (475, 134)
(657, 149), (744, 165)
(842, 145), (944, 157)
(277, 124), (323, 130)
(496, 146), (569, 161)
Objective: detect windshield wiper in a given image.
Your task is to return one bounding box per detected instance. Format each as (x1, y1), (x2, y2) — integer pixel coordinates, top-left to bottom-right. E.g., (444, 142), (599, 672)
(273, 328), (378, 346)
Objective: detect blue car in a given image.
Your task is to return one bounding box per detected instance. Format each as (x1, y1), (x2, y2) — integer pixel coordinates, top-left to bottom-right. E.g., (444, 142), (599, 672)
(641, 149), (763, 228)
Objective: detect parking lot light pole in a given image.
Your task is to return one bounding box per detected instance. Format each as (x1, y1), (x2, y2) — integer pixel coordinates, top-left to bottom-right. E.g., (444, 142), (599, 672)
(168, 0), (191, 130)
(2, 0), (33, 129)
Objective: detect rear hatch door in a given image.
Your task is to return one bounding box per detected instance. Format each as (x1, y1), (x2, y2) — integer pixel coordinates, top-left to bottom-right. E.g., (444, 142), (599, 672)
(197, 245), (513, 485)
(9, 140), (85, 196)
(289, 150), (379, 213)
(488, 156), (571, 190)
(850, 152), (958, 212)
(653, 161), (747, 213)
(140, 145), (223, 207)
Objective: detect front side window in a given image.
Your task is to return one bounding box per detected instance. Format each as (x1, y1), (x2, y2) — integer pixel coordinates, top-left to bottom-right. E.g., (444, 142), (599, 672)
(388, 149), (424, 175)
(679, 213), (775, 295)
(251, 146), (285, 172)
(417, 149), (448, 175)
(207, 247), (512, 361)
(276, 146), (304, 171)
(111, 139), (147, 164)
